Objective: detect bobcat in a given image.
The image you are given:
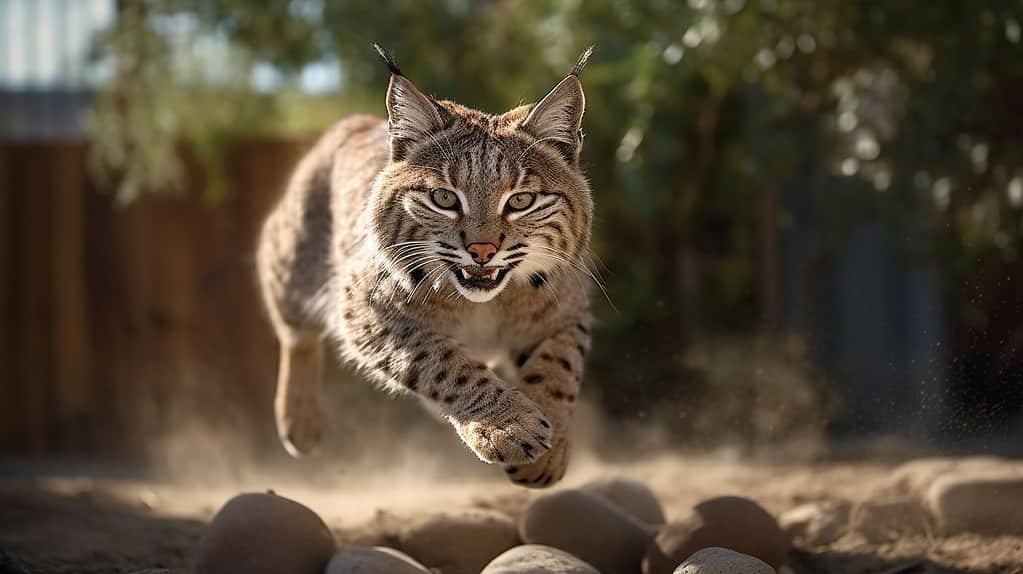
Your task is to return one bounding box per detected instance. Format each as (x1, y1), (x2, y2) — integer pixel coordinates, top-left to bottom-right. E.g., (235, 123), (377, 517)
(256, 46), (594, 488)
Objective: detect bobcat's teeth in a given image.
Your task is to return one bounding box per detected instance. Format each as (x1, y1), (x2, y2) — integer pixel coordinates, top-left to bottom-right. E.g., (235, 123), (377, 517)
(460, 266), (499, 280)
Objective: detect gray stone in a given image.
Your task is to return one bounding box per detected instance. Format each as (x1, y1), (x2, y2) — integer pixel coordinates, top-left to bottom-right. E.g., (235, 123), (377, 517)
(643, 497), (788, 574)
(399, 509), (519, 574)
(482, 544), (600, 574)
(849, 498), (932, 543)
(673, 547), (776, 574)
(926, 470), (1023, 535)
(778, 501), (850, 546)
(521, 489), (653, 574)
(325, 547), (430, 574)
(194, 492), (336, 574)
(582, 477), (667, 525)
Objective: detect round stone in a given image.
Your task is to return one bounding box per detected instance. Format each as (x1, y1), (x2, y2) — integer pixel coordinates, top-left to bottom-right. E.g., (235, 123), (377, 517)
(399, 509), (519, 574)
(582, 477), (667, 525)
(520, 489), (654, 574)
(325, 547), (430, 574)
(642, 496), (788, 574)
(482, 544), (600, 574)
(673, 547), (776, 574)
(194, 492), (336, 574)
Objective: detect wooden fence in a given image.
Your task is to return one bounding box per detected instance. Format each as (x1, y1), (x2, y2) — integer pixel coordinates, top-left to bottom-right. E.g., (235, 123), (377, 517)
(0, 139), (311, 455)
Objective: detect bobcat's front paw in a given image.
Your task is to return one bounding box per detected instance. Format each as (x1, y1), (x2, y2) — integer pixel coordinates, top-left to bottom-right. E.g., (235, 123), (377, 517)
(504, 434), (570, 488)
(274, 388), (326, 457)
(450, 391), (553, 465)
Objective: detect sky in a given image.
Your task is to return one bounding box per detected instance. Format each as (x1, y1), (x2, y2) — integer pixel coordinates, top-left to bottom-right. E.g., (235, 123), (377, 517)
(0, 0), (340, 92)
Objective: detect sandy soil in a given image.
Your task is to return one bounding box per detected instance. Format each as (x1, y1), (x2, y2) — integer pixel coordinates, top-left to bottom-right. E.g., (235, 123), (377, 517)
(1, 453), (1022, 574)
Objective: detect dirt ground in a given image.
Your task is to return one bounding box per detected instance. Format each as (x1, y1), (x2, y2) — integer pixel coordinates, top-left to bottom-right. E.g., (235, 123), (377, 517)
(1, 453), (1022, 574)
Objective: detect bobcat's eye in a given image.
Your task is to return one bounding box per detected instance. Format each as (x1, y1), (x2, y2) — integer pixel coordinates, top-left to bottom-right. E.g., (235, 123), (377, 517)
(506, 192), (536, 212)
(430, 188), (459, 210)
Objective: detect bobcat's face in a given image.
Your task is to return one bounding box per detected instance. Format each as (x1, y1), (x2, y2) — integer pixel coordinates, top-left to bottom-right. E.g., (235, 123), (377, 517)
(371, 72), (591, 303)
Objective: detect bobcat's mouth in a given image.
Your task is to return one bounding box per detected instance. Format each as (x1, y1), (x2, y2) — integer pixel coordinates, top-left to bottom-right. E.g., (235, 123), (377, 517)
(454, 265), (509, 291)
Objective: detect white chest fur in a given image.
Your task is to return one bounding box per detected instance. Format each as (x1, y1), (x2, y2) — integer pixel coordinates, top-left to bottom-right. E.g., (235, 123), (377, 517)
(451, 304), (515, 374)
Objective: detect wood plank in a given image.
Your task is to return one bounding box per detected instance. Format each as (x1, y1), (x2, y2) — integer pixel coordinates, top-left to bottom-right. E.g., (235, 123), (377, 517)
(18, 144), (55, 452)
(50, 144), (91, 451)
(0, 144), (14, 450)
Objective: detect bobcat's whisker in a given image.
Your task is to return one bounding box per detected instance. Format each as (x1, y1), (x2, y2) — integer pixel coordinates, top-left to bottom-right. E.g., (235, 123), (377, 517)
(396, 256), (445, 278)
(419, 263), (455, 305)
(391, 248), (441, 267)
(532, 251), (588, 298)
(381, 240), (433, 253)
(532, 245), (616, 310)
(406, 260), (446, 304)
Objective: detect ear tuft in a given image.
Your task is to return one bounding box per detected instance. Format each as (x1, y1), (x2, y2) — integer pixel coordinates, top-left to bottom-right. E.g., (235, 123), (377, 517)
(372, 43), (402, 76)
(520, 75), (586, 164)
(570, 45), (595, 77)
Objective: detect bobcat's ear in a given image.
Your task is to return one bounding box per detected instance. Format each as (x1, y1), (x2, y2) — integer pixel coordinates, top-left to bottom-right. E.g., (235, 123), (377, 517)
(386, 74), (446, 162)
(520, 45), (592, 164)
(520, 75), (586, 164)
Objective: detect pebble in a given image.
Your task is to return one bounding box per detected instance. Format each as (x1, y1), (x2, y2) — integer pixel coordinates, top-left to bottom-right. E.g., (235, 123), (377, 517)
(325, 547), (430, 574)
(673, 547), (776, 574)
(520, 489), (654, 574)
(194, 492), (336, 574)
(582, 477), (667, 525)
(482, 544), (600, 574)
(926, 470), (1023, 535)
(849, 498), (932, 543)
(778, 501), (850, 546)
(643, 496), (788, 574)
(399, 509), (519, 574)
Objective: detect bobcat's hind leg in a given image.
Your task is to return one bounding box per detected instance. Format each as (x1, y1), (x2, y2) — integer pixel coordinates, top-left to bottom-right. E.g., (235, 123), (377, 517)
(274, 332), (327, 457)
(257, 162), (333, 457)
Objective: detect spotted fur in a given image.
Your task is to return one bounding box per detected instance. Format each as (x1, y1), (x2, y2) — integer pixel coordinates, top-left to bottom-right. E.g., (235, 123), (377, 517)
(256, 51), (594, 488)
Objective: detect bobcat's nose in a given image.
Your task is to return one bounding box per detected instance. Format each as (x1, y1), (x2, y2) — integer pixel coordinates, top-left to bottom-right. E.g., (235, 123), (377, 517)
(466, 242), (498, 264)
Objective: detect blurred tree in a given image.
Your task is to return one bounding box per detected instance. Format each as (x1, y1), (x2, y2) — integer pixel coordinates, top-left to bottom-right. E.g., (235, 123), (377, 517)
(90, 0), (1023, 438)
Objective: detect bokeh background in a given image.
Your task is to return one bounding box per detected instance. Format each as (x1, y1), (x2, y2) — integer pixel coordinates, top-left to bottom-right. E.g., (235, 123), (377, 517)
(2, 0), (1022, 463)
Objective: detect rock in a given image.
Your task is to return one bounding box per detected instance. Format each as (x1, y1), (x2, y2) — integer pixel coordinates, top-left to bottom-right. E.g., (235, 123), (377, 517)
(582, 477), (667, 525)
(926, 470), (1023, 535)
(674, 547), (776, 574)
(194, 492), (336, 574)
(521, 489), (654, 574)
(642, 496), (788, 574)
(326, 547), (431, 573)
(778, 501), (850, 546)
(400, 509), (519, 574)
(886, 456), (1009, 497)
(849, 498), (932, 543)
(482, 544), (600, 574)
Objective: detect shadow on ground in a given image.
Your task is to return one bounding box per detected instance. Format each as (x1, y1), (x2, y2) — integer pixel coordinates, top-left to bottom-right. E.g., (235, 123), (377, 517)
(0, 481), (203, 574)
